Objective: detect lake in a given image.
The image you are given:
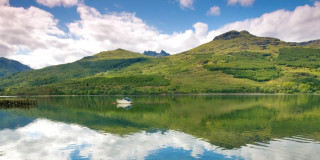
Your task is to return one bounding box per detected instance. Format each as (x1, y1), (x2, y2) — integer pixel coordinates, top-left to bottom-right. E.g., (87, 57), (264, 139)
(0, 95), (319, 160)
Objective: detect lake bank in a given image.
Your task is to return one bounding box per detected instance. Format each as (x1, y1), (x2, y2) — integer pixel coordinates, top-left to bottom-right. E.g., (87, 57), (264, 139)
(0, 98), (37, 108)
(2, 92), (319, 98)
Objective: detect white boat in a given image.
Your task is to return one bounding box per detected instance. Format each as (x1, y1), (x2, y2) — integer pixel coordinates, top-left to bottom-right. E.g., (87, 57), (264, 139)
(116, 97), (132, 104)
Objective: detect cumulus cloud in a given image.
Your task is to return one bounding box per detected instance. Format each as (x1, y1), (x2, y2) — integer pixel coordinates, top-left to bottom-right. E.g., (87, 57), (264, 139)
(208, 1), (320, 42)
(228, 0), (255, 7)
(0, 0), (9, 6)
(179, 0), (195, 9)
(1, 2), (320, 68)
(54, 4), (209, 64)
(36, 0), (79, 8)
(207, 6), (220, 16)
(1, 3), (209, 68)
(193, 22), (208, 37)
(0, 4), (71, 67)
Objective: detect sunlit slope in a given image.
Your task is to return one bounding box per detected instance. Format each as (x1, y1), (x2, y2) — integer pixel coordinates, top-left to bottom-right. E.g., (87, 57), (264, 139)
(0, 31), (320, 95)
(104, 31), (320, 94)
(0, 49), (153, 94)
(180, 30), (296, 55)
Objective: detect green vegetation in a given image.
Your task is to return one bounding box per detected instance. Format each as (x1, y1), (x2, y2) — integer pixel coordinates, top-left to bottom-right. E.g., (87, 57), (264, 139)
(277, 48), (320, 68)
(0, 57), (32, 77)
(204, 52), (282, 81)
(60, 75), (170, 95)
(261, 72), (320, 93)
(1, 56), (148, 87)
(68, 75), (170, 86)
(0, 31), (320, 95)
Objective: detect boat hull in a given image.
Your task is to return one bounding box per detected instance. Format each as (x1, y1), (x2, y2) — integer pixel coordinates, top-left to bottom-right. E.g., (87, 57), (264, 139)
(116, 99), (132, 104)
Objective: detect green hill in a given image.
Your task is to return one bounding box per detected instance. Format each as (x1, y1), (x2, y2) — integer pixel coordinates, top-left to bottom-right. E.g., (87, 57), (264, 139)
(0, 31), (320, 95)
(0, 57), (32, 77)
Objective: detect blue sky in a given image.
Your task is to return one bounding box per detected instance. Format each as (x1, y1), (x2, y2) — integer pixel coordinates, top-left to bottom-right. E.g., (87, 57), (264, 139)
(9, 0), (317, 34)
(0, 0), (320, 68)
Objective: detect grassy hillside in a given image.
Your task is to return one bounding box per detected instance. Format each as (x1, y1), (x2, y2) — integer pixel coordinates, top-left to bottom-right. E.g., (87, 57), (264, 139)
(0, 57), (32, 77)
(0, 31), (320, 95)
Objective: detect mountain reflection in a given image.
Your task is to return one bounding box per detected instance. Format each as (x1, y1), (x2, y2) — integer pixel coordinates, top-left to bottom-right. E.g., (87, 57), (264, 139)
(0, 95), (320, 159)
(0, 118), (319, 160)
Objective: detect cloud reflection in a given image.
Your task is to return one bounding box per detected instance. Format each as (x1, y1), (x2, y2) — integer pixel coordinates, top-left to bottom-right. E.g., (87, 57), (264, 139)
(0, 118), (319, 160)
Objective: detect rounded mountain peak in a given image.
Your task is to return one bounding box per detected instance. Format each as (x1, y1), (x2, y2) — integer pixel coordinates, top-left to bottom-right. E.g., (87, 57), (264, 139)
(213, 30), (254, 40)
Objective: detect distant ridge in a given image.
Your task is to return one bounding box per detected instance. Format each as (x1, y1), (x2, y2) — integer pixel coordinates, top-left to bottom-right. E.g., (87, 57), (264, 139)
(143, 50), (170, 57)
(0, 57), (32, 77)
(299, 39), (320, 47)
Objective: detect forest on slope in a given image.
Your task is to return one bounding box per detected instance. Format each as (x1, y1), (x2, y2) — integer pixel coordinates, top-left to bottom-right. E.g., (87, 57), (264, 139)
(0, 30), (320, 95)
(0, 57), (32, 77)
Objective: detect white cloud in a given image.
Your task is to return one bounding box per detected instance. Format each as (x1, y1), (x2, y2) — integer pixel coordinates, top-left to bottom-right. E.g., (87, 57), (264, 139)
(193, 22), (208, 37)
(0, 4), (70, 67)
(0, 0), (9, 6)
(208, 1), (320, 42)
(1, 3), (209, 68)
(228, 0), (255, 7)
(179, 0), (195, 9)
(207, 6), (220, 16)
(70, 4), (210, 52)
(36, 0), (79, 8)
(1, 2), (320, 68)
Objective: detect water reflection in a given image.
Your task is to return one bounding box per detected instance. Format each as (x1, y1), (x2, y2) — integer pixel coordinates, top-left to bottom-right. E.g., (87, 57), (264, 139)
(0, 119), (224, 159)
(0, 95), (319, 159)
(117, 103), (132, 110)
(0, 118), (319, 160)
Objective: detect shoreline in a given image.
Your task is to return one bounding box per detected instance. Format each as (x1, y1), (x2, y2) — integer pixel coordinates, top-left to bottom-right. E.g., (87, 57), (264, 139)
(1, 93), (319, 97)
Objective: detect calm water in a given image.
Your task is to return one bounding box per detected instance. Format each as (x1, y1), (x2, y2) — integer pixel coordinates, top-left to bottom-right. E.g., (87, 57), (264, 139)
(0, 95), (320, 160)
